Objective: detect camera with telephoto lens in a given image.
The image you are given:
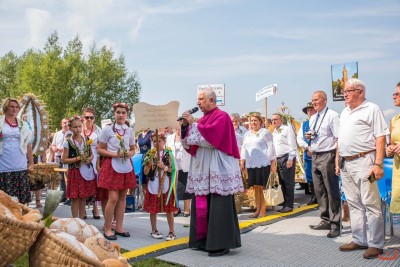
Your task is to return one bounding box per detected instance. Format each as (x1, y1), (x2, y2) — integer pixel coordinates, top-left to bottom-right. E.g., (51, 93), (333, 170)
(306, 129), (318, 140)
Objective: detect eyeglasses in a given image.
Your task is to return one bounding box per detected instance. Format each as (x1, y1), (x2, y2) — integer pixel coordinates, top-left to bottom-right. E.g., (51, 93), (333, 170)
(84, 116), (95, 120)
(343, 89), (361, 95)
(393, 92), (400, 97)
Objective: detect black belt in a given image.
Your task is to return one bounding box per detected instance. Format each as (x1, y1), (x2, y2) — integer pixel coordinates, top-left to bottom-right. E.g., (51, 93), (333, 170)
(313, 149), (336, 155)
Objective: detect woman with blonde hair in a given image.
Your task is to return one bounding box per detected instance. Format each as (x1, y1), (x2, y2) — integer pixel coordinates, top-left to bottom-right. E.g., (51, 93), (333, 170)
(240, 112), (277, 218)
(0, 98), (34, 204)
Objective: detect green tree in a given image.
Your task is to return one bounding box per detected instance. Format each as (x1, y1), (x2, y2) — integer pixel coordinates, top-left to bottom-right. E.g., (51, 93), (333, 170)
(0, 32), (141, 130)
(0, 51), (20, 100)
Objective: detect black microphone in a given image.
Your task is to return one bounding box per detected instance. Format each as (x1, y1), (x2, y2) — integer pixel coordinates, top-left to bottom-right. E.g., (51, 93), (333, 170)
(177, 107), (199, 121)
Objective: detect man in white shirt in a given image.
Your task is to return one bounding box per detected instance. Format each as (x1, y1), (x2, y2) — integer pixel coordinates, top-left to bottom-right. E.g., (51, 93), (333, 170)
(337, 79), (388, 259)
(307, 91), (341, 238)
(51, 118), (69, 201)
(271, 113), (297, 213)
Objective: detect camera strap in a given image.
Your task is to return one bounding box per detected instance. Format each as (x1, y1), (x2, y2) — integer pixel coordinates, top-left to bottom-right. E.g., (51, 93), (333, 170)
(308, 107), (328, 145)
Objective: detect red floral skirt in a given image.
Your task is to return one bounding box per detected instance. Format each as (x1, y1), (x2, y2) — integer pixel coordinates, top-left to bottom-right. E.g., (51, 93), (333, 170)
(144, 190), (178, 214)
(96, 187), (109, 201)
(66, 168), (97, 199)
(98, 157), (136, 190)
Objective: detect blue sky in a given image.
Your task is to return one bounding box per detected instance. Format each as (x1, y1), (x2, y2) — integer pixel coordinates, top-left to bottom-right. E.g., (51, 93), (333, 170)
(1, 0), (399, 122)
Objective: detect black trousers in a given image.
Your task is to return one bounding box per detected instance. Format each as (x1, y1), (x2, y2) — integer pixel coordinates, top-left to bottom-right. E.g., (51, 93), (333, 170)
(276, 154), (296, 209)
(312, 150), (341, 227)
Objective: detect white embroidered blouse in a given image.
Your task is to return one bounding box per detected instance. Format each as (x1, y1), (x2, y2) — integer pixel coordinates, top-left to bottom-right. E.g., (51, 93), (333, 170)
(240, 128), (276, 168)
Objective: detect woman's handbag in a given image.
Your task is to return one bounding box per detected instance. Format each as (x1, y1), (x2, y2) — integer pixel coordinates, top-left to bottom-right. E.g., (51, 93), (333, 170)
(263, 172), (284, 206)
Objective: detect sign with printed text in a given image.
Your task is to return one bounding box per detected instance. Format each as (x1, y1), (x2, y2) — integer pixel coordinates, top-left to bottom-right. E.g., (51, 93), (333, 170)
(256, 84), (278, 101)
(131, 101), (180, 131)
(197, 84), (225, 106)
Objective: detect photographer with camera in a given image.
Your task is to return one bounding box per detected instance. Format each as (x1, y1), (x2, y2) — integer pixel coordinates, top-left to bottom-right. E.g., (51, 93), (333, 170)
(307, 91), (341, 239)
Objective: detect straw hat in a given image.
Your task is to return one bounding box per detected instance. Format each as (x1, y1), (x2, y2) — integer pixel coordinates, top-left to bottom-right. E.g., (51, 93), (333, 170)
(302, 102), (314, 114)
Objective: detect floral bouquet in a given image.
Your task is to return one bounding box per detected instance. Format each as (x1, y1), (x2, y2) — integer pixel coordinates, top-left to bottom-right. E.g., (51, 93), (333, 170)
(142, 148), (157, 166)
(82, 138), (93, 164)
(116, 134), (128, 162)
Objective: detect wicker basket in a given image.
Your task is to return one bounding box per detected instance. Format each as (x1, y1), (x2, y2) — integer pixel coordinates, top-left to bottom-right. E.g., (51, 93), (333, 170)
(0, 204), (44, 267)
(29, 227), (104, 267)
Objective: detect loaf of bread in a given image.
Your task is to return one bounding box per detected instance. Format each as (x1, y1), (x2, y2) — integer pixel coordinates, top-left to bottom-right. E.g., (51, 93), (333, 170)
(50, 218), (102, 242)
(50, 229), (99, 260)
(84, 236), (122, 262)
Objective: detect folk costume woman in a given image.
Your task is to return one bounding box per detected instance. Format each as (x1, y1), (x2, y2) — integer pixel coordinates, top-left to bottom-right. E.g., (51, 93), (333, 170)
(61, 116), (97, 219)
(82, 107), (103, 219)
(0, 98), (34, 204)
(143, 133), (177, 241)
(98, 103), (136, 240)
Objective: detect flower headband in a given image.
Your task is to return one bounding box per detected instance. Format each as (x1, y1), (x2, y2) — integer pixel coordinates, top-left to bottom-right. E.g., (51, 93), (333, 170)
(112, 102), (130, 110)
(151, 132), (166, 140)
(67, 115), (82, 124)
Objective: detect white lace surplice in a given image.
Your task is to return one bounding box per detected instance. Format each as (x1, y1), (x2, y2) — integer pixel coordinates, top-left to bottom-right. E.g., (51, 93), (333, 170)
(182, 123), (243, 196)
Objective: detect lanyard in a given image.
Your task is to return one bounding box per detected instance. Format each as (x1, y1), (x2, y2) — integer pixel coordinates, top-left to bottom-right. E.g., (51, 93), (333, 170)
(311, 107), (328, 134)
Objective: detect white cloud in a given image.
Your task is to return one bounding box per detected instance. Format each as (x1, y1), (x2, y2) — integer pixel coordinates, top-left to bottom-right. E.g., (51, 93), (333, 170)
(129, 16), (145, 41)
(307, 5), (400, 18)
(147, 50), (386, 79)
(26, 8), (51, 48)
(98, 38), (121, 55)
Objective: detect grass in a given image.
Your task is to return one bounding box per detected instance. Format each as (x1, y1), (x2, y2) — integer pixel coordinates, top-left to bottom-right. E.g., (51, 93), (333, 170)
(12, 252), (182, 267)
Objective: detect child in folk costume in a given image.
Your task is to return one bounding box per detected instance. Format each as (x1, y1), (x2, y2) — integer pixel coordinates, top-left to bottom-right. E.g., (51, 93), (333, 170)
(97, 103), (136, 240)
(143, 133), (177, 241)
(61, 116), (97, 219)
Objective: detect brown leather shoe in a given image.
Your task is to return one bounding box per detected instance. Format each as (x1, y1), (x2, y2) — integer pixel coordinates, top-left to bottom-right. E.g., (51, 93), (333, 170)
(339, 241), (368, 251)
(363, 247), (383, 259)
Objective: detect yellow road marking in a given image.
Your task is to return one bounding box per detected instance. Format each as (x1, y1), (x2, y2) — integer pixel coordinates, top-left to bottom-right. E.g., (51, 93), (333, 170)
(123, 204), (318, 260)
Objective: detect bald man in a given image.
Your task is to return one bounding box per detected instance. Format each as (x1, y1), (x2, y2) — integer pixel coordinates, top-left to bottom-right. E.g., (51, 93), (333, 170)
(307, 91), (341, 238)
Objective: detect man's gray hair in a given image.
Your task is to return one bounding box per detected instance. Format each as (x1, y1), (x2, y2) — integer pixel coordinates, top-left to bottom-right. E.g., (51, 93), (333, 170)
(346, 78), (366, 91)
(201, 88), (217, 103)
(230, 113), (240, 119)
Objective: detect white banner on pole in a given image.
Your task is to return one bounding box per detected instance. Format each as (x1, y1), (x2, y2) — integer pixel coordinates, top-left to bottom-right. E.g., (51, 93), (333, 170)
(197, 84), (225, 106)
(256, 84), (278, 101)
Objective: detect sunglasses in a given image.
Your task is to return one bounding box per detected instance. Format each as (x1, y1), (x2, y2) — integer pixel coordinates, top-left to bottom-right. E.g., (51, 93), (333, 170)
(84, 116), (95, 120)
(393, 92), (400, 97)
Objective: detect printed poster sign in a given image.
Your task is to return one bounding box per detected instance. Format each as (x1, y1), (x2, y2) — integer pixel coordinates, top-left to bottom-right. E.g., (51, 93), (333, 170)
(331, 62), (358, 101)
